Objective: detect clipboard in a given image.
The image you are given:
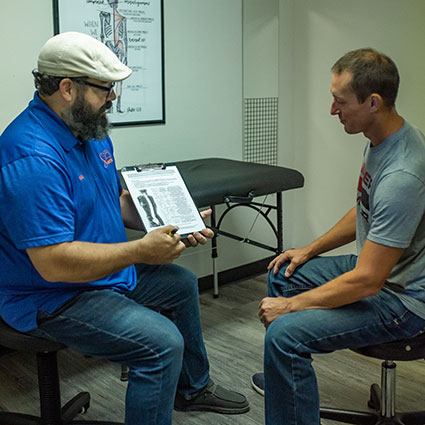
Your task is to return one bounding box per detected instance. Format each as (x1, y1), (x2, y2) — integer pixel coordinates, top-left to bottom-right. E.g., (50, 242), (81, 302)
(121, 163), (206, 237)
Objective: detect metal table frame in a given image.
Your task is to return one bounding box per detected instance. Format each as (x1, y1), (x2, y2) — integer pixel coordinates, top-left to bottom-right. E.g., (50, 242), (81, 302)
(209, 192), (283, 297)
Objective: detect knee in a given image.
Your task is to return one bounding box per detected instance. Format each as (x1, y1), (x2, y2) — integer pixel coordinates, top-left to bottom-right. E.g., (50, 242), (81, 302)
(164, 328), (185, 362)
(265, 318), (287, 352)
(264, 315), (302, 356)
(128, 327), (184, 382)
(267, 269), (275, 293)
(169, 265), (198, 297)
(267, 265), (289, 296)
(148, 325), (185, 369)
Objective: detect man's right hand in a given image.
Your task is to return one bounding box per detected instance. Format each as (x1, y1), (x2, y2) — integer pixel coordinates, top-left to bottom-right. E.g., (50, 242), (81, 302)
(138, 225), (186, 264)
(267, 247), (312, 277)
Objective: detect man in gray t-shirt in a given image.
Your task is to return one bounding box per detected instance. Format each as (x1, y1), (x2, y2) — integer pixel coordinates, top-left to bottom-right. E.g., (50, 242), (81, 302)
(357, 121), (425, 318)
(251, 48), (425, 425)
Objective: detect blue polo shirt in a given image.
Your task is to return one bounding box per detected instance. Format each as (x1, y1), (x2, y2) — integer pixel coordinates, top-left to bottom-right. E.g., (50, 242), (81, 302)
(0, 92), (136, 331)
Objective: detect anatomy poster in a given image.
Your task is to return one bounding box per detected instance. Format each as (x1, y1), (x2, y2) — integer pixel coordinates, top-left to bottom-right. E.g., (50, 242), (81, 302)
(54, 0), (165, 125)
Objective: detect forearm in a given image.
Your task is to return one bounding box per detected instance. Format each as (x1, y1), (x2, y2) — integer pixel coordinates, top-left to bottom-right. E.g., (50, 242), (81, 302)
(292, 233), (400, 312)
(289, 269), (377, 311)
(28, 240), (143, 283)
(305, 206), (356, 257)
(27, 226), (186, 283)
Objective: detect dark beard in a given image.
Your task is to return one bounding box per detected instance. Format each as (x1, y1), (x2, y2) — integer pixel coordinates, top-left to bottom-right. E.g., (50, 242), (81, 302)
(62, 91), (113, 141)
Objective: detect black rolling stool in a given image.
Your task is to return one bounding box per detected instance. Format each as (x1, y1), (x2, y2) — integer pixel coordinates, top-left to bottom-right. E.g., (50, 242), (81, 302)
(0, 317), (123, 425)
(320, 332), (425, 425)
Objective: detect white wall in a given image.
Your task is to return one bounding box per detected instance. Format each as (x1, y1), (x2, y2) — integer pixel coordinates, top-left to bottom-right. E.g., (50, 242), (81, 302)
(279, 0), (425, 254)
(243, 0), (278, 98)
(1, 2), (53, 131)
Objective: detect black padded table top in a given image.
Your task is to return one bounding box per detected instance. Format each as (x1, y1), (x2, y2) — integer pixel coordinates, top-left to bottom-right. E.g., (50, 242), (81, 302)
(173, 157), (304, 208)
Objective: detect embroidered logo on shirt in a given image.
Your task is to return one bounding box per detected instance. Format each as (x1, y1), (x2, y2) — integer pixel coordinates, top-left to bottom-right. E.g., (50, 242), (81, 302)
(99, 149), (113, 168)
(79, 174), (85, 181)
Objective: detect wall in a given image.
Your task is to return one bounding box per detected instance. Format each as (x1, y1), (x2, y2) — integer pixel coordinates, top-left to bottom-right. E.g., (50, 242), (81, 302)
(243, 0), (278, 98)
(1, 3), (53, 130)
(279, 0), (425, 254)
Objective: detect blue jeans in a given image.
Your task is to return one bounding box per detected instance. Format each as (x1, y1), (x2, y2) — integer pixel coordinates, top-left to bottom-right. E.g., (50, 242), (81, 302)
(264, 255), (425, 425)
(29, 263), (210, 425)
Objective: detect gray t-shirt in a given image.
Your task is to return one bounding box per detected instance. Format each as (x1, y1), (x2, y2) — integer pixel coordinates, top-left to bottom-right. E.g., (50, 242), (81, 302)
(356, 121), (425, 320)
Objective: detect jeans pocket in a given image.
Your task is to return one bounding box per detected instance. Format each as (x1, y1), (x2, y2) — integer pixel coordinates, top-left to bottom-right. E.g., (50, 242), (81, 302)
(389, 310), (425, 339)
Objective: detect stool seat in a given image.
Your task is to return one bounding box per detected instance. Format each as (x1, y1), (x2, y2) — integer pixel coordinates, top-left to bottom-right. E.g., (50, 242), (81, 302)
(0, 318), (64, 352)
(0, 317), (123, 425)
(353, 332), (425, 361)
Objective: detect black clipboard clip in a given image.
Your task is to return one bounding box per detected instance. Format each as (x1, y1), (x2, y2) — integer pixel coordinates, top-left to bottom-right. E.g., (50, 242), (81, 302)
(132, 163), (166, 172)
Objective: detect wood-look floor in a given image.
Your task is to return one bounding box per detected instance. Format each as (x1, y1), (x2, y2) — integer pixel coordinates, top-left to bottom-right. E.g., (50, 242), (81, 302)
(0, 274), (424, 424)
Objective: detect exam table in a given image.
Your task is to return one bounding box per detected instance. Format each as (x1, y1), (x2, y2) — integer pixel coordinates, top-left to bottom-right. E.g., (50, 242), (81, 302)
(173, 158), (304, 296)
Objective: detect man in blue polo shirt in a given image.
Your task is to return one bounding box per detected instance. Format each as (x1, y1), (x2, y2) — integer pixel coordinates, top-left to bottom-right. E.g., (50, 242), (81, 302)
(0, 32), (248, 425)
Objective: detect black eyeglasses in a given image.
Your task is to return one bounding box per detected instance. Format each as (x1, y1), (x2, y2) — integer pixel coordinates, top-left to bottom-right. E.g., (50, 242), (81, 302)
(73, 79), (115, 97)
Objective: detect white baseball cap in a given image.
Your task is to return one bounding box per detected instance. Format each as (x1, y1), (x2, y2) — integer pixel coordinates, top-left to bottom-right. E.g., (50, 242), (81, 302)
(37, 32), (132, 82)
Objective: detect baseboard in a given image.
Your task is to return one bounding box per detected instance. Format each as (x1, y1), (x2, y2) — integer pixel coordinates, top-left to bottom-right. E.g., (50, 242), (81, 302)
(198, 256), (273, 292)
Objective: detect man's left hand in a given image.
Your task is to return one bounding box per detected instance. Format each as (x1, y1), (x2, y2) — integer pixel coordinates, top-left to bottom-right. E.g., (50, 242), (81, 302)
(258, 297), (294, 328)
(184, 209), (214, 247)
